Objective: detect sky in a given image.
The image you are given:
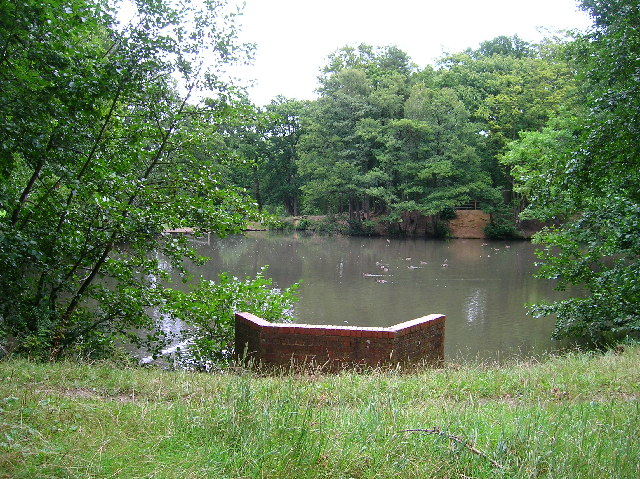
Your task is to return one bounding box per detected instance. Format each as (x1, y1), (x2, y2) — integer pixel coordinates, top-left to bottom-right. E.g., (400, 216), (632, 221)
(231, 0), (592, 106)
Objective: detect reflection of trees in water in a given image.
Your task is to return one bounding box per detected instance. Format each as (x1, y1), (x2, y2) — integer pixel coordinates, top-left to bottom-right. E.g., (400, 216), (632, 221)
(142, 233), (571, 361)
(137, 249), (190, 360)
(464, 288), (487, 323)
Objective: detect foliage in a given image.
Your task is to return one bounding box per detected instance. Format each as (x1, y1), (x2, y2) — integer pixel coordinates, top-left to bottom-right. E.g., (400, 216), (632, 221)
(245, 37), (577, 233)
(260, 98), (308, 215)
(385, 85), (497, 219)
(293, 215), (347, 235)
(162, 267), (298, 369)
(501, 113), (582, 222)
(295, 46), (414, 217)
(483, 218), (519, 240)
(346, 218), (378, 236)
(0, 0), (297, 360)
(261, 213), (294, 231)
(195, 36), (581, 237)
(437, 36), (579, 192)
(505, 0), (640, 344)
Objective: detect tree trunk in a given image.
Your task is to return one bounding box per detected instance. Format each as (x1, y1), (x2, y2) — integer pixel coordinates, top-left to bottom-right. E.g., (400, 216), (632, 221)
(363, 194), (370, 220)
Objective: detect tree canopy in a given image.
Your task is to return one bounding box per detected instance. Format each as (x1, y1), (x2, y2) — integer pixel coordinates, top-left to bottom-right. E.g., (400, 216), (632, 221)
(503, 0), (640, 343)
(2, 0), (637, 358)
(0, 0), (297, 360)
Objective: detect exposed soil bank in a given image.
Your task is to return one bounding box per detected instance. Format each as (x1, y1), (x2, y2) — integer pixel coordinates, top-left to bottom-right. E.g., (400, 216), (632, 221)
(448, 210), (490, 239)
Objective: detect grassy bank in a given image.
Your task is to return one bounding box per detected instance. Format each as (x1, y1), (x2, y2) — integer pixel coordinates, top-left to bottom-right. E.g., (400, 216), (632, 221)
(1, 347), (639, 478)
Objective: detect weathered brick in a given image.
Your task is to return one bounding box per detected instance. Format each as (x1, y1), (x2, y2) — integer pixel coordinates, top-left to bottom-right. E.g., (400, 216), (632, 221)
(234, 312), (445, 371)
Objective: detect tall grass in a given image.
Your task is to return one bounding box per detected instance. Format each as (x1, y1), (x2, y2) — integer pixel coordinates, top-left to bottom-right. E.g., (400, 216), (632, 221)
(1, 346), (638, 478)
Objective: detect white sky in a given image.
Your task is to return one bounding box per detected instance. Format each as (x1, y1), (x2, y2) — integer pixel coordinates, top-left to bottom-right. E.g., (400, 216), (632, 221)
(232, 0), (592, 106)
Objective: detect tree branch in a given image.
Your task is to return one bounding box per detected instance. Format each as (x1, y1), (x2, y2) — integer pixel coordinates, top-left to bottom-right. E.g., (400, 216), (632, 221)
(50, 79), (197, 359)
(402, 428), (504, 469)
(55, 78), (125, 235)
(10, 161), (44, 227)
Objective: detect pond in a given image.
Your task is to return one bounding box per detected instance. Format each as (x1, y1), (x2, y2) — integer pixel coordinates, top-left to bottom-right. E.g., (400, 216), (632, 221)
(181, 231), (572, 362)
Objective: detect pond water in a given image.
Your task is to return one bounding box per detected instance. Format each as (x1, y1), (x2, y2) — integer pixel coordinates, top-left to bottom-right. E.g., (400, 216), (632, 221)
(182, 232), (572, 362)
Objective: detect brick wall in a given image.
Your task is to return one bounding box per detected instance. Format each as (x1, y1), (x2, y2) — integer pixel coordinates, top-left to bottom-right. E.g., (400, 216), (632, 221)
(234, 312), (445, 371)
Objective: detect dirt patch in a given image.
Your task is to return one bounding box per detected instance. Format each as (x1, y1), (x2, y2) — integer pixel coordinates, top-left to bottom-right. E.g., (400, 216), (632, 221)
(62, 388), (100, 399)
(449, 210), (490, 239)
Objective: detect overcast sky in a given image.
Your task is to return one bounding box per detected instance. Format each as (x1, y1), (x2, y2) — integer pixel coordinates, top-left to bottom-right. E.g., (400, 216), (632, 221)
(231, 0), (592, 106)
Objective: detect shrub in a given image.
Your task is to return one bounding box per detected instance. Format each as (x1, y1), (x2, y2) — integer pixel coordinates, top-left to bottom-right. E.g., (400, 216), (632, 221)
(346, 219), (378, 236)
(163, 267), (298, 370)
(484, 219), (519, 239)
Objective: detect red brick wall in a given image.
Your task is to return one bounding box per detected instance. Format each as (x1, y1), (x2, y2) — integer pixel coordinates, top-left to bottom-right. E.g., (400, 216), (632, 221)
(235, 312), (445, 371)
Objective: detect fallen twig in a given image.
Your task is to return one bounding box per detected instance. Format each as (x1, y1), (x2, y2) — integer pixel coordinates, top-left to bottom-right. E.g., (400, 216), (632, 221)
(402, 427), (504, 469)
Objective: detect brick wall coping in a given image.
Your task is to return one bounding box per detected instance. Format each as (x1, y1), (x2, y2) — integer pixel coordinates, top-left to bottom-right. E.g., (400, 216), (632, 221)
(235, 312), (446, 338)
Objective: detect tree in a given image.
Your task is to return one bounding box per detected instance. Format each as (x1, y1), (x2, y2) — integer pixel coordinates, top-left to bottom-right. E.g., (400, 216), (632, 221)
(210, 99), (270, 209)
(0, 0), (293, 360)
(473, 35), (533, 59)
(384, 85), (497, 233)
(260, 97), (308, 215)
(437, 36), (578, 196)
(500, 112), (582, 223)
(297, 45), (413, 217)
(505, 0), (640, 344)
(299, 67), (374, 216)
(211, 96), (308, 216)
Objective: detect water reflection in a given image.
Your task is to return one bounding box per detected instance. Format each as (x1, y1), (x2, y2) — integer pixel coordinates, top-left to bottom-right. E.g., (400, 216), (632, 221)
(176, 232), (572, 362)
(464, 288), (486, 323)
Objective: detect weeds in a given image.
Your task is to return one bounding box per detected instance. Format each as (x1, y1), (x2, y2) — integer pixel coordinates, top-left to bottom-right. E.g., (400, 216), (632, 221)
(1, 347), (639, 478)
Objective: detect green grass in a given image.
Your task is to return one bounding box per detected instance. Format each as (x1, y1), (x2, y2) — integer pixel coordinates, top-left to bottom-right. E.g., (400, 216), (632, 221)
(1, 347), (639, 478)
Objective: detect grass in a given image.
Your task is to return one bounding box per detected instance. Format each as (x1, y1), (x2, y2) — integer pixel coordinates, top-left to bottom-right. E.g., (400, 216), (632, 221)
(1, 346), (639, 478)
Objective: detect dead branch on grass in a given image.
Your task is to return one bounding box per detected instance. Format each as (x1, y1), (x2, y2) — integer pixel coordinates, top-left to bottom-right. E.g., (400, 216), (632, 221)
(402, 427), (504, 469)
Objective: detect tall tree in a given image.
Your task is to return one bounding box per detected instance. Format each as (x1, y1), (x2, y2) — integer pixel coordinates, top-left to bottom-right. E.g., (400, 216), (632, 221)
(0, 0), (268, 359)
(437, 36), (578, 196)
(384, 85), (496, 233)
(298, 45), (412, 216)
(505, 0), (640, 343)
(260, 97), (308, 215)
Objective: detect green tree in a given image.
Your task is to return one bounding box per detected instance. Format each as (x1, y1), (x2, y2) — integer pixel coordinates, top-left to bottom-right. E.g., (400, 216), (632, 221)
(501, 112), (582, 223)
(0, 0), (292, 360)
(260, 97), (308, 215)
(211, 99), (270, 209)
(473, 34), (533, 58)
(437, 36), (578, 196)
(505, 0), (640, 343)
(298, 67), (374, 216)
(214, 97), (308, 216)
(384, 85), (496, 233)
(297, 45), (412, 217)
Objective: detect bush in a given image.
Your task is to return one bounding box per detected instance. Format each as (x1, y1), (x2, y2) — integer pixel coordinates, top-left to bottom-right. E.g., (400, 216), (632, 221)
(292, 215), (347, 235)
(433, 219), (452, 238)
(261, 214), (294, 231)
(295, 218), (313, 230)
(439, 207), (457, 221)
(484, 217), (519, 239)
(346, 219), (378, 236)
(316, 215), (347, 235)
(484, 222), (517, 239)
(163, 267), (298, 370)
